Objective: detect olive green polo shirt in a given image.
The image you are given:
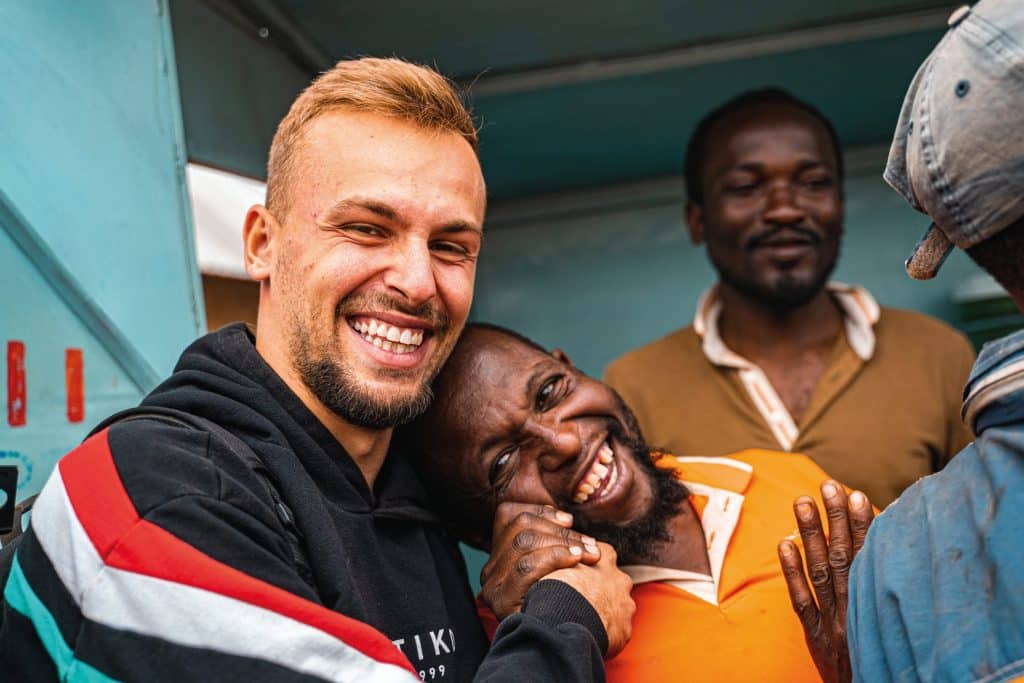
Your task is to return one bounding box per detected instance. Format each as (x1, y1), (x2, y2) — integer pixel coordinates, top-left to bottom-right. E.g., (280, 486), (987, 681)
(604, 284), (975, 507)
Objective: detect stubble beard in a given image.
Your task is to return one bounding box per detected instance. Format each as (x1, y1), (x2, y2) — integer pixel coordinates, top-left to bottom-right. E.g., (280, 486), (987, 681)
(569, 394), (689, 566)
(288, 294), (453, 430)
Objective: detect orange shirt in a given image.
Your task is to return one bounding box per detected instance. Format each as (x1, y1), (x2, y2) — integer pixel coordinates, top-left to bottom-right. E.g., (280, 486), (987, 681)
(605, 449), (830, 683)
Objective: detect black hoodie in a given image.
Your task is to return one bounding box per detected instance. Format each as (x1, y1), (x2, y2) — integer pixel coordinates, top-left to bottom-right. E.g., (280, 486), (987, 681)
(0, 324), (607, 682)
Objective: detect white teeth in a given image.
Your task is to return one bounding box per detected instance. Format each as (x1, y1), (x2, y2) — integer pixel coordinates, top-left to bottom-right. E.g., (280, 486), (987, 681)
(382, 340), (393, 351)
(351, 318), (428, 350)
(573, 442), (616, 504)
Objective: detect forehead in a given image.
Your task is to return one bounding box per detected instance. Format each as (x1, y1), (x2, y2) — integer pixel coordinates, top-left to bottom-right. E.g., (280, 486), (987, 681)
(288, 110), (485, 223)
(707, 103), (836, 167)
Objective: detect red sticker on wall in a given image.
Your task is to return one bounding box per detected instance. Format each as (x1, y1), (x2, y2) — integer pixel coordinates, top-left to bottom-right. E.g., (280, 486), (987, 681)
(66, 348), (84, 423)
(7, 341), (26, 427)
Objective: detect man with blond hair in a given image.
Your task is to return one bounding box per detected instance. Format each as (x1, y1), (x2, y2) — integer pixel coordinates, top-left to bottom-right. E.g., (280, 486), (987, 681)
(0, 58), (632, 682)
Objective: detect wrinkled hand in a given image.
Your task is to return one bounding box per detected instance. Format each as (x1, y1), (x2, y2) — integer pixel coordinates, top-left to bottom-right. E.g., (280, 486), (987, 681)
(481, 502), (600, 621)
(546, 542), (635, 658)
(778, 481), (875, 683)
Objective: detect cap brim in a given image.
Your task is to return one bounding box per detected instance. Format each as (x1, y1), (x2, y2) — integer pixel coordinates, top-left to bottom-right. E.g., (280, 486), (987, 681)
(905, 223), (955, 280)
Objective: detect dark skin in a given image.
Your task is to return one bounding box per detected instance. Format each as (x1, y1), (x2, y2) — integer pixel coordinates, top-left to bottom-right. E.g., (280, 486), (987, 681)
(778, 480), (875, 683)
(686, 103), (845, 422)
(426, 330), (710, 576)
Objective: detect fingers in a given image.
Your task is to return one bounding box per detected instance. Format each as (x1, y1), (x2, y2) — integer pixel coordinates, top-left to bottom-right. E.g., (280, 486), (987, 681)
(820, 481), (853, 616)
(793, 496), (837, 625)
(778, 540), (823, 640)
(848, 490), (875, 554)
(481, 503), (601, 621)
(545, 543), (635, 659)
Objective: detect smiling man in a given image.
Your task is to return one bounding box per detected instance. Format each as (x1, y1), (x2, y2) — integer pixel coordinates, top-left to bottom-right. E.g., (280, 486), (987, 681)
(409, 323), (875, 682)
(606, 89), (975, 507)
(0, 58), (632, 682)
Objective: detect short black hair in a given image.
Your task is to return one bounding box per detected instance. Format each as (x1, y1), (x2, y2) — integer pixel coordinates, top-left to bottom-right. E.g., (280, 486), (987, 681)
(684, 88), (844, 205)
(462, 322), (548, 355)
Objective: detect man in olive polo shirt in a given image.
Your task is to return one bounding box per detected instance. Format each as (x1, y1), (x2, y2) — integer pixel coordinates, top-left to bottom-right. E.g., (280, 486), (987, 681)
(605, 89), (974, 507)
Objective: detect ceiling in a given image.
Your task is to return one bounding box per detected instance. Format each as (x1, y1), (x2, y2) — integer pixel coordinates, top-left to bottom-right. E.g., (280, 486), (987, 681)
(174, 0), (959, 201)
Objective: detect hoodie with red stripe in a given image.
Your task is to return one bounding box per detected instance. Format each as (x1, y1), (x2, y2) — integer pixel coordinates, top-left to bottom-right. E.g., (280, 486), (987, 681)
(0, 323), (607, 682)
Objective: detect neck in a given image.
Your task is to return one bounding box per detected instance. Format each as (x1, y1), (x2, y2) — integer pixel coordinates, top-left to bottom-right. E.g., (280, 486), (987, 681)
(254, 327), (391, 489)
(647, 499), (712, 575)
(716, 283), (842, 360)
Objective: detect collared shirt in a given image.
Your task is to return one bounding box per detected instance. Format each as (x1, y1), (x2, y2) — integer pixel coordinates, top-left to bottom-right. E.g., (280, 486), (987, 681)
(605, 282), (976, 507)
(694, 282), (879, 450)
(604, 449), (833, 683)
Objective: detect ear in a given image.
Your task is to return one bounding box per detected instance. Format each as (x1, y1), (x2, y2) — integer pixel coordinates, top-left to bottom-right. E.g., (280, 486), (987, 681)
(243, 205), (278, 282)
(685, 201), (705, 245)
(551, 348), (576, 369)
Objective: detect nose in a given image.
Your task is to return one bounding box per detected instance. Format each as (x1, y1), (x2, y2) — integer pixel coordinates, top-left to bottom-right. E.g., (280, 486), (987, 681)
(526, 418), (583, 472)
(383, 238), (438, 307)
(762, 182), (806, 226)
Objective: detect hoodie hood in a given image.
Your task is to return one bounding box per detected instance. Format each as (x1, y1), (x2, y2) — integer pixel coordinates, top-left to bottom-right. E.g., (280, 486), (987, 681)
(141, 323), (436, 520)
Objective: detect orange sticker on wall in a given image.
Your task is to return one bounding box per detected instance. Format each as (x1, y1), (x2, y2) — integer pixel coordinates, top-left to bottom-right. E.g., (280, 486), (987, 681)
(66, 348), (84, 423)
(7, 341), (26, 427)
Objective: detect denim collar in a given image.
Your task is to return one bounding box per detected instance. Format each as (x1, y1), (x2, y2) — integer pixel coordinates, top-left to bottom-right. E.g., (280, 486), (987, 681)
(962, 328), (1024, 433)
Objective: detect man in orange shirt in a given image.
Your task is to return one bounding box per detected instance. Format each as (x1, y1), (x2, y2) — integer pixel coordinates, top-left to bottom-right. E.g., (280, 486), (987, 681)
(407, 323), (875, 681)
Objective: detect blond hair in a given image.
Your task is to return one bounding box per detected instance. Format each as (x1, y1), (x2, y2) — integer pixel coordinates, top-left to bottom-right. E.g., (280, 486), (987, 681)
(266, 57), (478, 218)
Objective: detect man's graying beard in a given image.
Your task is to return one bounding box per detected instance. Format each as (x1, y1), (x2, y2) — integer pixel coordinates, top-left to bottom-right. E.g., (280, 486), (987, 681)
(291, 294), (451, 429)
(569, 396), (688, 566)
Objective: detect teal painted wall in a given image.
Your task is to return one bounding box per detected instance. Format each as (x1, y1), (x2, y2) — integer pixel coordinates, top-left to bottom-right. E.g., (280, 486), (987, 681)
(0, 1), (203, 506)
(472, 162), (982, 378)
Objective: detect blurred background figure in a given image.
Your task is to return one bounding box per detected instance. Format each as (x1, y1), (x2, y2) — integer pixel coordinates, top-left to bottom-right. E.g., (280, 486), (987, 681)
(605, 89), (974, 508)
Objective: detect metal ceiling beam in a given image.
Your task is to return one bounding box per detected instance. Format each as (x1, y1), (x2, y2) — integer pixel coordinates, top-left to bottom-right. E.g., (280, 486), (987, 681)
(468, 7), (953, 97)
(201, 0), (332, 75)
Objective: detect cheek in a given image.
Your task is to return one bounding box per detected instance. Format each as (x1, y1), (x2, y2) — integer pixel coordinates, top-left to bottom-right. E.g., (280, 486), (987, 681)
(504, 476), (558, 507)
(434, 263), (477, 325)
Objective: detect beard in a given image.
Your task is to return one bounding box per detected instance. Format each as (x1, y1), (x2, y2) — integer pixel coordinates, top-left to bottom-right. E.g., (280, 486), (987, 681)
(288, 292), (452, 430)
(569, 394), (689, 566)
(710, 223), (838, 313)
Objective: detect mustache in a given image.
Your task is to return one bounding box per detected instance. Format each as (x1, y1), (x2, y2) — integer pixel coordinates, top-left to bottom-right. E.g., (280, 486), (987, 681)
(335, 292), (451, 332)
(745, 223), (822, 250)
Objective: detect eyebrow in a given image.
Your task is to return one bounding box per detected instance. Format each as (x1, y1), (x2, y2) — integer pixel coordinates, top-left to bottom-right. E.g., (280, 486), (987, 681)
(321, 198), (398, 222)
(319, 198), (482, 236)
(714, 158), (833, 180)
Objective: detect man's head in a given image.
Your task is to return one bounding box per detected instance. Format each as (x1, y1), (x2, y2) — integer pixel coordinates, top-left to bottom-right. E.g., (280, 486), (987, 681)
(406, 324), (687, 563)
(244, 58), (486, 429)
(884, 0), (1024, 308)
(685, 89), (844, 312)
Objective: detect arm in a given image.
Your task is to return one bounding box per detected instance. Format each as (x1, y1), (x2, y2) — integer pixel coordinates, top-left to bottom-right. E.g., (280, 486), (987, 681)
(777, 480), (875, 683)
(472, 503), (636, 682)
(1, 425), (420, 682)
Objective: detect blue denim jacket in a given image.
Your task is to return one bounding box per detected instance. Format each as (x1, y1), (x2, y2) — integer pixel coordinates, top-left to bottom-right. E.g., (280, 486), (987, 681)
(849, 328), (1024, 683)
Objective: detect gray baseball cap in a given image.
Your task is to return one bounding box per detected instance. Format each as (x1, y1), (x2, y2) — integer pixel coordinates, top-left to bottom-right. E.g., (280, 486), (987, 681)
(885, 0), (1024, 280)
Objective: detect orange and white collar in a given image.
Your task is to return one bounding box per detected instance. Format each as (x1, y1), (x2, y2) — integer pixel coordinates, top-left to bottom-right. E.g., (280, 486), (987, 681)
(621, 456), (752, 606)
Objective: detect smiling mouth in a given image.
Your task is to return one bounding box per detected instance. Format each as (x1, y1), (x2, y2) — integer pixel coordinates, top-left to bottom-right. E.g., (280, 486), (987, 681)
(573, 440), (618, 504)
(348, 316), (428, 355)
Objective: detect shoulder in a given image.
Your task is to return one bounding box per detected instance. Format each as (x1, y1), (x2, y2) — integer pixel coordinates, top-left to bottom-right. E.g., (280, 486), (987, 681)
(605, 326), (700, 381)
(876, 307), (973, 353)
